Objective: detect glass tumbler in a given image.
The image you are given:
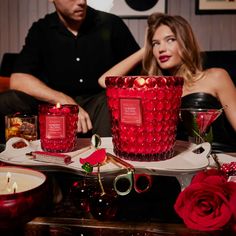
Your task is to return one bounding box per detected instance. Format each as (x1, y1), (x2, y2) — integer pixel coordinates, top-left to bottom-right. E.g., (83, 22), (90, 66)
(5, 114), (38, 142)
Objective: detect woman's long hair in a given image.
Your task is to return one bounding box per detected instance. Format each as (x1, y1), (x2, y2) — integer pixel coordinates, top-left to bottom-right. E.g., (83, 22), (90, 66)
(142, 13), (203, 84)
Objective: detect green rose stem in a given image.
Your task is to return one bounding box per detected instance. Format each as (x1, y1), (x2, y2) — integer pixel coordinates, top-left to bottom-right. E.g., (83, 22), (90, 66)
(192, 129), (205, 143)
(211, 153), (221, 170)
(193, 128), (221, 170)
(97, 163), (106, 196)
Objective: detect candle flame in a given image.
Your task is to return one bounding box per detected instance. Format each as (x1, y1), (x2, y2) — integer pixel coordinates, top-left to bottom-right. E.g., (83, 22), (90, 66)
(56, 102), (61, 108)
(12, 182), (18, 194)
(6, 172), (11, 183)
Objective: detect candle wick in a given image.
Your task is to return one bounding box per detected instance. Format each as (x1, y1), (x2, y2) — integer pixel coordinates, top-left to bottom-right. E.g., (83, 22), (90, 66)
(12, 182), (17, 194)
(7, 177), (10, 183)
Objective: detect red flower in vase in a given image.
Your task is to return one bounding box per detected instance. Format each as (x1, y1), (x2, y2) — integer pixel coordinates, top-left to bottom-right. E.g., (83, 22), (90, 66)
(174, 169), (236, 232)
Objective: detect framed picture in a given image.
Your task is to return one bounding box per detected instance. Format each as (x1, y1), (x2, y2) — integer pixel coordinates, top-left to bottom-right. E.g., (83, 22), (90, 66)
(196, 0), (236, 14)
(87, 0), (167, 19)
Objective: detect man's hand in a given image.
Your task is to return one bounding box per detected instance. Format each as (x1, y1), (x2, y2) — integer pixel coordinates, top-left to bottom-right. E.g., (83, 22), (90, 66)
(10, 73), (93, 134)
(57, 95), (93, 133)
(77, 106), (93, 133)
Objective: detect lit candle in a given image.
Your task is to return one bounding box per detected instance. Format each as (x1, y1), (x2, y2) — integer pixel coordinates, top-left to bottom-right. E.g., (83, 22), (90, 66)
(12, 182), (17, 194)
(0, 167), (46, 195)
(49, 102), (61, 114)
(39, 103), (79, 152)
(105, 75), (183, 161)
(0, 166), (48, 229)
(56, 102), (60, 108)
(6, 172), (11, 183)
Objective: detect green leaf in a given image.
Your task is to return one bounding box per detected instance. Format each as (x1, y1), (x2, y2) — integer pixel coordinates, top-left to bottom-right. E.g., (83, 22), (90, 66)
(192, 114), (199, 134)
(204, 126), (213, 144)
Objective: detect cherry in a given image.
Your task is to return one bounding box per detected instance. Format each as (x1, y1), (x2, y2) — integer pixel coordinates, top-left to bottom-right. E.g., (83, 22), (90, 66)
(71, 179), (95, 214)
(89, 191), (118, 220)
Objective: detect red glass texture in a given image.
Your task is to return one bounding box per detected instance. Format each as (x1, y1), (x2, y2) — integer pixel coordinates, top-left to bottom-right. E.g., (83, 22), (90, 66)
(39, 104), (78, 152)
(105, 76), (183, 161)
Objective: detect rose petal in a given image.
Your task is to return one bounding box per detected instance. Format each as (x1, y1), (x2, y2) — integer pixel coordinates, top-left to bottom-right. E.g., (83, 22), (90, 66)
(203, 176), (227, 186)
(191, 169), (225, 184)
(226, 182), (236, 220)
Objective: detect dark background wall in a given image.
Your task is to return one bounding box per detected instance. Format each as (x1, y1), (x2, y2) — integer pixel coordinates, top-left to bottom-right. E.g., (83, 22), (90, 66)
(0, 0), (235, 62)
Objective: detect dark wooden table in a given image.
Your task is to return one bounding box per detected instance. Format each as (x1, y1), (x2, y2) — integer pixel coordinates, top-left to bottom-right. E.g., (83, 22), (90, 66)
(2, 217), (232, 236)
(1, 142), (235, 236)
(1, 172), (234, 236)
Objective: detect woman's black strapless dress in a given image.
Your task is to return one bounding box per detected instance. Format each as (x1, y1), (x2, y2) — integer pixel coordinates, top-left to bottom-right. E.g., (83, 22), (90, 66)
(177, 92), (236, 152)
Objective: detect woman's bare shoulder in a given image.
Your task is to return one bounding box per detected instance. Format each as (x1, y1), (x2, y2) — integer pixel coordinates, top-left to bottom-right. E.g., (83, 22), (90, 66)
(204, 67), (232, 84)
(204, 67), (235, 96)
(205, 67), (229, 78)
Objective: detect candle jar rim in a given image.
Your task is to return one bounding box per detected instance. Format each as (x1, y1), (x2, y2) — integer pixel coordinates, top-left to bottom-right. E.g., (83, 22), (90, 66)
(38, 103), (79, 108)
(180, 108), (221, 112)
(6, 113), (37, 118)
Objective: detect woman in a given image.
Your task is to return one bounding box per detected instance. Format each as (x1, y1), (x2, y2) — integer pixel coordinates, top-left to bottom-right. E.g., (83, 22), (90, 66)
(99, 13), (236, 150)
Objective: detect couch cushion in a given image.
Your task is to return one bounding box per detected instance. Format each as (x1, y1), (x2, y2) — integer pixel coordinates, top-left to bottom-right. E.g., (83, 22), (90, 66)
(0, 53), (19, 77)
(0, 76), (10, 92)
(202, 51), (236, 85)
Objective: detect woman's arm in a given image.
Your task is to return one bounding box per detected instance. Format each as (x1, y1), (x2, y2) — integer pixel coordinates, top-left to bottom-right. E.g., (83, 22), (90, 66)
(98, 47), (144, 88)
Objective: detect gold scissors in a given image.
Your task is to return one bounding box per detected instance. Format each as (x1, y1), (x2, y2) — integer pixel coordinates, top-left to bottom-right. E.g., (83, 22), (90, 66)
(89, 134), (152, 196)
(106, 152), (152, 196)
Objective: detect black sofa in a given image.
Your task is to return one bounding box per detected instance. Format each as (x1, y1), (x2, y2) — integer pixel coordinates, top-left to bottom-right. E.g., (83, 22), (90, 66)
(202, 51), (236, 84)
(1, 50), (236, 79)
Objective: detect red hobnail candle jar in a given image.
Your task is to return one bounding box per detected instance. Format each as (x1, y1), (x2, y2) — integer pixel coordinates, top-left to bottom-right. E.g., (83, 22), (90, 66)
(105, 76), (184, 161)
(38, 104), (78, 152)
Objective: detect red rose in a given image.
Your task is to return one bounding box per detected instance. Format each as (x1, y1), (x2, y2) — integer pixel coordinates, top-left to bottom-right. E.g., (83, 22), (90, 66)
(191, 168), (227, 184)
(174, 169), (236, 231)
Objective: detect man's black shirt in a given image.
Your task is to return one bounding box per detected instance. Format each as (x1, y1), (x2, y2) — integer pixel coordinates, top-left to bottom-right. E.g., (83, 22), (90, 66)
(13, 7), (140, 96)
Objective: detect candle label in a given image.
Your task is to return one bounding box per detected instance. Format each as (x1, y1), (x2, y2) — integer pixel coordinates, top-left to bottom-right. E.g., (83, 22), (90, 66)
(45, 116), (66, 139)
(120, 98), (142, 125)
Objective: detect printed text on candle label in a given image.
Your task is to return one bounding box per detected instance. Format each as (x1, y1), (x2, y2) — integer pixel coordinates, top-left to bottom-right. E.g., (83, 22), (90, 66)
(45, 116), (66, 138)
(120, 98), (142, 125)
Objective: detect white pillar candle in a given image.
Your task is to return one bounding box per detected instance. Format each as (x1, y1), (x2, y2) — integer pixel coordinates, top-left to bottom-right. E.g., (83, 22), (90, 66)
(0, 166), (46, 195)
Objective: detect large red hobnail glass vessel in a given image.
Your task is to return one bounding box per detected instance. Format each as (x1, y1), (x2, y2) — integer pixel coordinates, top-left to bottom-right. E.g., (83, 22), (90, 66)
(39, 104), (78, 152)
(105, 76), (184, 161)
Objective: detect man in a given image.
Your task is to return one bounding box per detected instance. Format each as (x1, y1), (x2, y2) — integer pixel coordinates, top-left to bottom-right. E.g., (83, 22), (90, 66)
(0, 0), (140, 142)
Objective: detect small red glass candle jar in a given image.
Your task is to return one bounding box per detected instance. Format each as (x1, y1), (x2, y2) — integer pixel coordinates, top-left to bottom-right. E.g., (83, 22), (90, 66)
(105, 76), (184, 161)
(39, 103), (79, 152)
(0, 166), (49, 229)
